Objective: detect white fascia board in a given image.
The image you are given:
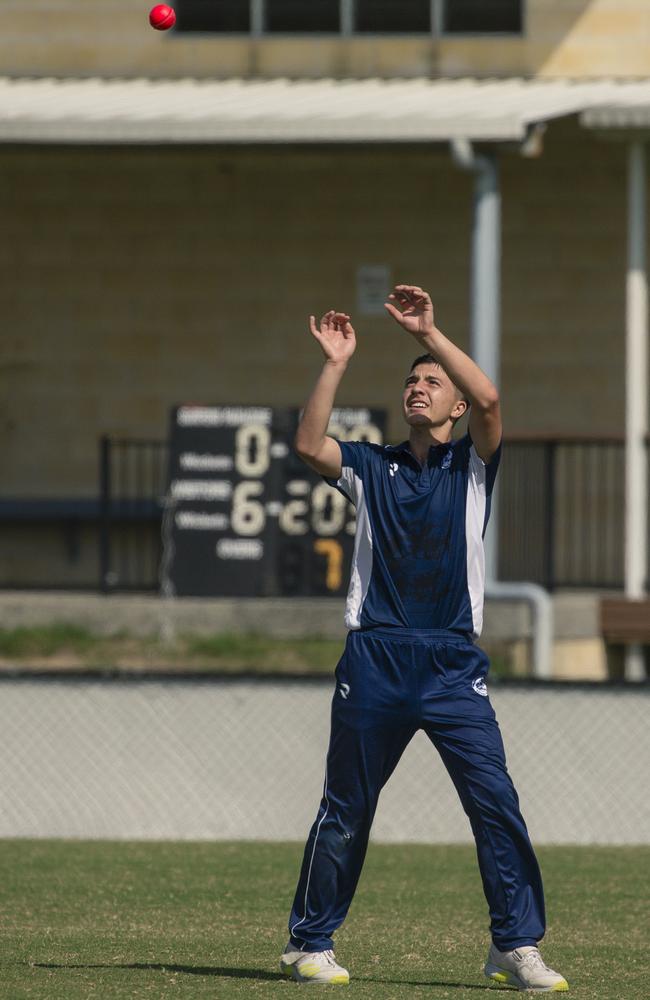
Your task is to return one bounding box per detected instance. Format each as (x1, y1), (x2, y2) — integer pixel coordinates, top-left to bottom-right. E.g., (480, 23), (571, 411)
(1, 77), (650, 146)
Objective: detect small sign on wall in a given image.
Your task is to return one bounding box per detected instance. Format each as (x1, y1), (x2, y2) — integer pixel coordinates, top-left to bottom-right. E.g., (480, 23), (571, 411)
(356, 264), (391, 316)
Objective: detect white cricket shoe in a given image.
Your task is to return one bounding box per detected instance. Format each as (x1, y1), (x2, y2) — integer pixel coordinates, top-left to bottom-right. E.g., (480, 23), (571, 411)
(280, 942), (350, 984)
(484, 944), (569, 992)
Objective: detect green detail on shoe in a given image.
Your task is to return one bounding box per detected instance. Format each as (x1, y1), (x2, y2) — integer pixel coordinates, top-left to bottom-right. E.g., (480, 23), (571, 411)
(299, 963), (321, 978)
(487, 969), (569, 992)
(296, 965), (349, 985)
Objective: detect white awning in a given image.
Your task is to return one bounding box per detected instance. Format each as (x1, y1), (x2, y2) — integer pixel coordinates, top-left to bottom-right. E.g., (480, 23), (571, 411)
(1, 76), (650, 144)
(581, 101), (650, 130)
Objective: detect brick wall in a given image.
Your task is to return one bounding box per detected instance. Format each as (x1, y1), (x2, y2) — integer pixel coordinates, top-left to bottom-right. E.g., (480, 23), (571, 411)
(0, 118), (646, 585)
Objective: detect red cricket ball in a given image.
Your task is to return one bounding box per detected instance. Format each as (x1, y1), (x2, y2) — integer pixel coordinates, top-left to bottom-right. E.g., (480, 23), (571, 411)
(149, 4), (176, 30)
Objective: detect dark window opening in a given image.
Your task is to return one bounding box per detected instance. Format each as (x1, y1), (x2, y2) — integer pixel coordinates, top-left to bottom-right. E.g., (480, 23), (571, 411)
(173, 0), (523, 37)
(266, 0), (340, 33)
(175, 0), (250, 33)
(444, 0), (523, 34)
(355, 0), (431, 34)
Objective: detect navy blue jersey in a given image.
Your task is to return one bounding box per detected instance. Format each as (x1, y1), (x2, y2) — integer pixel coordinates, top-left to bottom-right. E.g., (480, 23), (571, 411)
(328, 434), (500, 637)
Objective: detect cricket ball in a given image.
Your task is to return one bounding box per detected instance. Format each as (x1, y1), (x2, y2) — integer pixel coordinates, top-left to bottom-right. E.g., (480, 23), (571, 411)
(149, 4), (176, 30)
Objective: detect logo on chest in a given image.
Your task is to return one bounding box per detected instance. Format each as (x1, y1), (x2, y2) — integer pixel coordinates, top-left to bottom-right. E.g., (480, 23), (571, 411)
(388, 462), (399, 478)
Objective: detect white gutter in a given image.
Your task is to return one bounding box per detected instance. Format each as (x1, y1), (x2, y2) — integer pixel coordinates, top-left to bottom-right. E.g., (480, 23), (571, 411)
(450, 138), (554, 679)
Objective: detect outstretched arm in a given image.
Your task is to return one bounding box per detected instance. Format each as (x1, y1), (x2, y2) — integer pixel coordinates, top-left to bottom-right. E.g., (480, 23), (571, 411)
(294, 310), (357, 478)
(385, 284), (501, 463)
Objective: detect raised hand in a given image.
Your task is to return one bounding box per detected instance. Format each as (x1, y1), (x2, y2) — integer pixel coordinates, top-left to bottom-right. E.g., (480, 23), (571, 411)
(384, 285), (435, 340)
(309, 310), (357, 365)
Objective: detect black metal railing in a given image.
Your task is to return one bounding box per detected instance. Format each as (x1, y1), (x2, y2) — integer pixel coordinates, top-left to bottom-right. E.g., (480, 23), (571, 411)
(99, 437), (168, 592)
(98, 435), (646, 593)
(497, 437), (628, 590)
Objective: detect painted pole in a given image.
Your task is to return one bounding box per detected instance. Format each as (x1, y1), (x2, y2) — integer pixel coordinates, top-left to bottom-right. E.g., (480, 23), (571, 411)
(469, 152), (501, 583)
(450, 140), (553, 678)
(624, 141), (649, 681)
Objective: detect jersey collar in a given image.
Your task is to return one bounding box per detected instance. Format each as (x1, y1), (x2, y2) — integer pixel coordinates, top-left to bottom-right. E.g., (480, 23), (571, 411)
(385, 438), (456, 469)
(386, 439), (455, 456)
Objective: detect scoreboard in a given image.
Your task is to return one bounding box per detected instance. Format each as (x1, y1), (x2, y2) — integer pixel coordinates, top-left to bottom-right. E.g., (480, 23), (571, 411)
(161, 405), (386, 597)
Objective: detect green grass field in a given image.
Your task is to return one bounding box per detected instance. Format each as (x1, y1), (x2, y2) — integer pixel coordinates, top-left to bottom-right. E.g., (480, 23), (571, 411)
(0, 625), (344, 674)
(0, 625), (513, 676)
(0, 841), (647, 999)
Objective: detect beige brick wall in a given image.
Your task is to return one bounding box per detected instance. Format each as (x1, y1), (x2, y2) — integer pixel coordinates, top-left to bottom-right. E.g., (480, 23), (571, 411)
(1, 1), (649, 80)
(0, 119), (647, 586)
(440, 1), (650, 78)
(532, 0), (650, 77)
(1, 144), (473, 497)
(0, 117), (644, 503)
(502, 118), (630, 432)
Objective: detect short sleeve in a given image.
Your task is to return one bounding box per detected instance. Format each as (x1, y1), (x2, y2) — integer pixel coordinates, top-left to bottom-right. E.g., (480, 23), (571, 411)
(483, 440), (501, 496)
(324, 440), (369, 507)
(467, 434), (502, 497)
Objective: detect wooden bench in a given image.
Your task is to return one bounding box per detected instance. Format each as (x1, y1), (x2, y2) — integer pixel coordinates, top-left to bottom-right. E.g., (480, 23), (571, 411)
(600, 598), (650, 645)
(600, 598), (650, 678)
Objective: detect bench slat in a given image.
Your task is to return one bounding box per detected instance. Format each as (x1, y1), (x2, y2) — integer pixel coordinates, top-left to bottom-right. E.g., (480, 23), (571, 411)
(600, 598), (650, 642)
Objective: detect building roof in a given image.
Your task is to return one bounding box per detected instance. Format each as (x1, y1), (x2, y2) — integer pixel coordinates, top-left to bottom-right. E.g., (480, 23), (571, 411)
(580, 96), (650, 130)
(1, 76), (650, 144)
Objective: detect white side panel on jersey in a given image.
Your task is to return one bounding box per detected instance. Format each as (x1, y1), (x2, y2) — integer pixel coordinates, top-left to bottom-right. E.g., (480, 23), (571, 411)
(335, 469), (373, 630)
(335, 463), (359, 505)
(465, 445), (488, 639)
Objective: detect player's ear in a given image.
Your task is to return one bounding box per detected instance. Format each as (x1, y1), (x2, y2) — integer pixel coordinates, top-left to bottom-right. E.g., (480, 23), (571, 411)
(452, 398), (468, 420)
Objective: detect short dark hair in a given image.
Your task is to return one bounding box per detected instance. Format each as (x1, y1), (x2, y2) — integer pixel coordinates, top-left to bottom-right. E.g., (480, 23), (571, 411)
(410, 352), (437, 371)
(409, 353), (470, 407)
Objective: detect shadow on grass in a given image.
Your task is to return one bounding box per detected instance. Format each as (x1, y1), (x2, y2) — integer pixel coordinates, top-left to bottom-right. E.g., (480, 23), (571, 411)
(360, 977), (497, 991)
(32, 962), (284, 982)
(31, 962), (499, 990)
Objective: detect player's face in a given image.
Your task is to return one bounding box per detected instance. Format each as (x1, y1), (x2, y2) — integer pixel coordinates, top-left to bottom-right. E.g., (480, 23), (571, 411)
(402, 363), (461, 428)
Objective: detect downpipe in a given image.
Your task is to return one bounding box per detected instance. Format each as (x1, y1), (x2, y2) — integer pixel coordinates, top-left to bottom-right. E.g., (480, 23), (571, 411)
(451, 137), (554, 679)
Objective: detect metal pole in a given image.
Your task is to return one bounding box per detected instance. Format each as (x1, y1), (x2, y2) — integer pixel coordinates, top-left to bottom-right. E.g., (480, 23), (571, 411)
(431, 0), (444, 36)
(470, 152), (501, 583)
(450, 139), (554, 678)
(99, 435), (111, 593)
(251, 0), (264, 36)
(470, 153), (501, 385)
(624, 140), (649, 681)
(341, 0), (354, 35)
(543, 441), (557, 589)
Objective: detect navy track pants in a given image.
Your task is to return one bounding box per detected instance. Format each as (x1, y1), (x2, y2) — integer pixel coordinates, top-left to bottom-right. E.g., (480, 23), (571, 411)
(288, 628), (546, 952)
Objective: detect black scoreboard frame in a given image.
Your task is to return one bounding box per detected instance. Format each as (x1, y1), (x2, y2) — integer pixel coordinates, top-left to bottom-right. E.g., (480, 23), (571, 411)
(161, 404), (386, 598)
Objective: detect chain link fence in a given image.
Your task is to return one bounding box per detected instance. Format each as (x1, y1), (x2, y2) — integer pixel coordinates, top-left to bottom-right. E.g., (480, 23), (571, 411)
(0, 675), (648, 844)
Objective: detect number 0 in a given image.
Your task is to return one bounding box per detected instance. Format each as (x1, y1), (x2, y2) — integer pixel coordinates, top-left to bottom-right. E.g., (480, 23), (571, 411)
(311, 482), (347, 536)
(235, 424), (271, 477)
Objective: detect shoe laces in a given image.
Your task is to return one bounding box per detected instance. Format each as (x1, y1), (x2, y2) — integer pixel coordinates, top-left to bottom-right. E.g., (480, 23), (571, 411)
(514, 947), (549, 972)
(321, 950), (337, 967)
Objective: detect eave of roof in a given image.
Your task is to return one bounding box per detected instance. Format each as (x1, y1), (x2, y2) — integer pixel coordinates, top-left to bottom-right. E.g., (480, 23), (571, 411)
(0, 76), (649, 144)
